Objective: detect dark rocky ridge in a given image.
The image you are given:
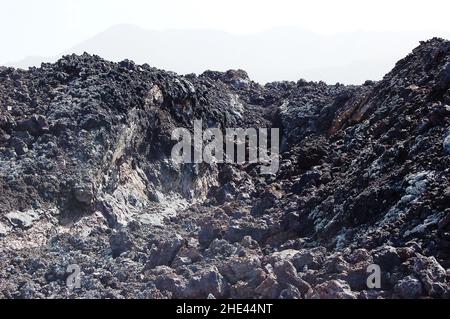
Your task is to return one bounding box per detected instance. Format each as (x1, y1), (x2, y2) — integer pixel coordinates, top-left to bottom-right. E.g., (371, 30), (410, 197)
(0, 38), (449, 299)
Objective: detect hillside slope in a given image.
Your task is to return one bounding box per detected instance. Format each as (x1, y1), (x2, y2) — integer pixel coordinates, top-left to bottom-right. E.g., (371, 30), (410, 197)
(0, 38), (449, 299)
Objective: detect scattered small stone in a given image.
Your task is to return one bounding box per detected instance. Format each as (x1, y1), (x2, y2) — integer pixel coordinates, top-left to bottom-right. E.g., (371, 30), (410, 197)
(410, 254), (447, 297)
(273, 260), (311, 294)
(73, 185), (94, 205)
(443, 131), (450, 155)
(307, 280), (357, 299)
(5, 210), (40, 229)
(109, 230), (134, 258)
(395, 276), (423, 299)
(147, 234), (185, 269)
(0, 222), (11, 236)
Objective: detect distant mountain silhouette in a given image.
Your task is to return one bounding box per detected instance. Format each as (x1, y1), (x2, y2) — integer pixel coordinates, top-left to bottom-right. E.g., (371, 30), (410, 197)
(5, 56), (49, 69)
(6, 24), (450, 84)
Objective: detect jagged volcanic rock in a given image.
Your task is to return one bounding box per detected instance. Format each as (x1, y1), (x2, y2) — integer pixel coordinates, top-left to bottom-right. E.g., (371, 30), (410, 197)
(0, 38), (449, 299)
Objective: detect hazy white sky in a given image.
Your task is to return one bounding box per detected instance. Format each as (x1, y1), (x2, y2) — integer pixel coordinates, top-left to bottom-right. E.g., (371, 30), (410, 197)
(1, 0), (450, 64)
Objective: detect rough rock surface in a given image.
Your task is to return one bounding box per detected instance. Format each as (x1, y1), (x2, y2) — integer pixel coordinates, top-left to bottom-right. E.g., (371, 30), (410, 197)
(0, 38), (449, 299)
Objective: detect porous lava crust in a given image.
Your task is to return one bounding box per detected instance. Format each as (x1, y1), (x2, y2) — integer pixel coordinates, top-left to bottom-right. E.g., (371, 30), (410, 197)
(0, 38), (449, 299)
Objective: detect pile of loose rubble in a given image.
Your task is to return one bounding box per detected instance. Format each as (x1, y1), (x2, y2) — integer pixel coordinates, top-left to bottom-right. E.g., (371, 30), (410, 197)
(0, 38), (449, 299)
